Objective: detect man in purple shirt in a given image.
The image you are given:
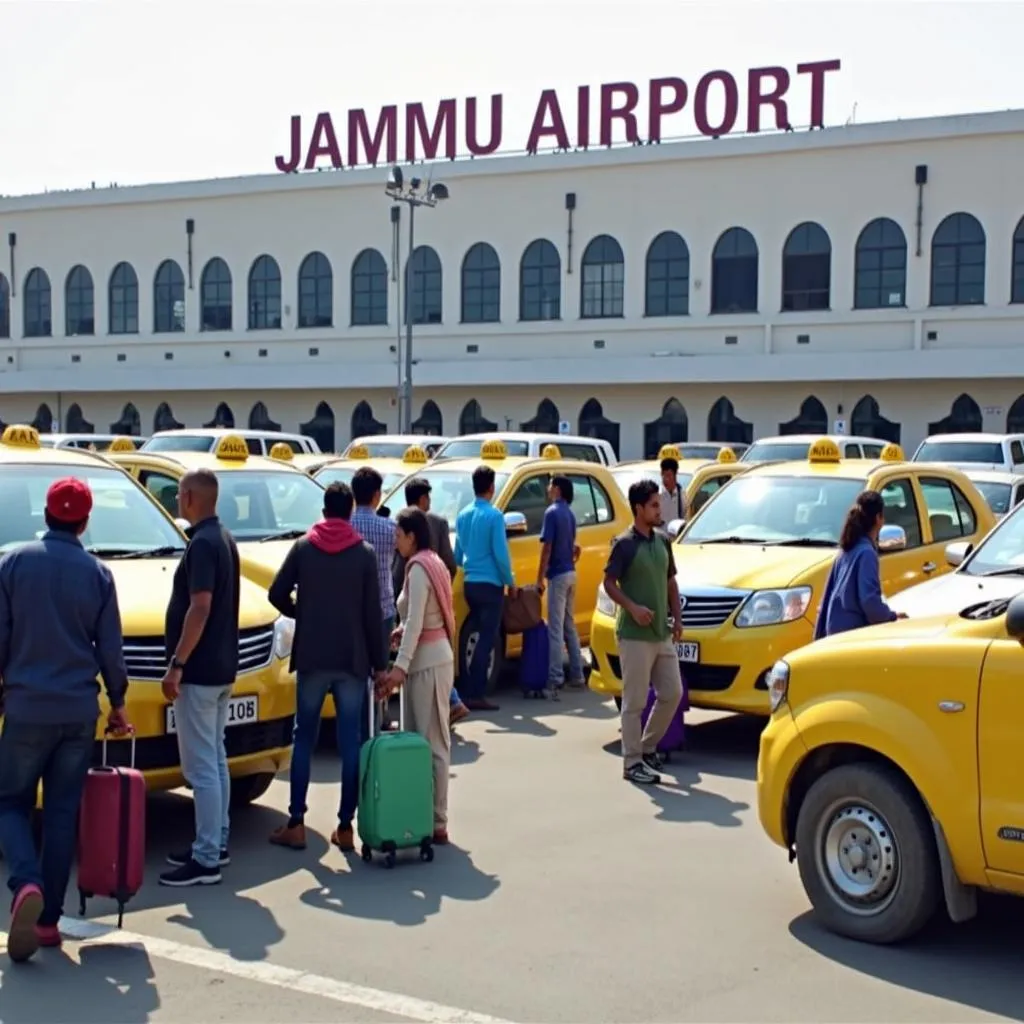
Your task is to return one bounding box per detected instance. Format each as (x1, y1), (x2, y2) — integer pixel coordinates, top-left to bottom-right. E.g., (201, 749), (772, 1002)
(536, 475), (584, 698)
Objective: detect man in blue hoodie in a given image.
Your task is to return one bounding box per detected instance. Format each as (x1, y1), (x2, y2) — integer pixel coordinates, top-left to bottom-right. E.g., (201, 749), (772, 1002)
(267, 482), (387, 854)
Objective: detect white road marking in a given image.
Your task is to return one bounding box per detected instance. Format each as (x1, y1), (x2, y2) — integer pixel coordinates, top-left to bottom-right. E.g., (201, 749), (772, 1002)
(0, 917), (513, 1024)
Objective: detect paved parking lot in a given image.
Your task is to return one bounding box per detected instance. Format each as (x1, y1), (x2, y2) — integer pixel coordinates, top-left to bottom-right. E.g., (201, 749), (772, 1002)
(1, 690), (1023, 1023)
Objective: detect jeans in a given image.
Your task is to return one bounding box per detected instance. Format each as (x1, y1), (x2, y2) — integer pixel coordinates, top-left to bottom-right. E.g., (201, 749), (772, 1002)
(450, 686), (461, 708)
(291, 671), (367, 828)
(461, 582), (505, 699)
(546, 571), (584, 686)
(0, 718), (95, 926)
(175, 684), (232, 869)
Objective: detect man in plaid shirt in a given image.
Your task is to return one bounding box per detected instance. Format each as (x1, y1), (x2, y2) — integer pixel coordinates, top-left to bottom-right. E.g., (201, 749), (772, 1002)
(350, 467), (397, 671)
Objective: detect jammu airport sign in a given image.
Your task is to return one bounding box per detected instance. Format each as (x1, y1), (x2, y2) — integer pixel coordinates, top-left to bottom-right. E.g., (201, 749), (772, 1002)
(275, 59), (841, 173)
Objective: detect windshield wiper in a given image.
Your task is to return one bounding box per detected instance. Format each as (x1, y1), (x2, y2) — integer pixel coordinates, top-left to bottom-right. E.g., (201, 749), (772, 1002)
(696, 536), (772, 545)
(103, 545), (184, 560)
(258, 529), (306, 543)
(762, 538), (837, 548)
(978, 565), (1024, 577)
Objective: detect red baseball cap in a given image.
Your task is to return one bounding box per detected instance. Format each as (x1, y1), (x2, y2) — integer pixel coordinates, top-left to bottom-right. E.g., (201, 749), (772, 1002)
(46, 477), (93, 523)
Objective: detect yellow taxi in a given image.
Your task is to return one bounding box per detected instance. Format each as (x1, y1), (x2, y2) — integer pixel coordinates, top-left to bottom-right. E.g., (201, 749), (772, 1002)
(588, 439), (996, 714)
(313, 443), (426, 500)
(757, 590), (1024, 944)
(0, 425), (295, 804)
(381, 440), (632, 691)
(608, 445), (750, 527)
(107, 433), (326, 590)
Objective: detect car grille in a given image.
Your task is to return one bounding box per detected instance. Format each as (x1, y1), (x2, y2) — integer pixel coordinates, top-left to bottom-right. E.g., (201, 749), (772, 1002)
(122, 624), (276, 680)
(680, 594), (745, 629)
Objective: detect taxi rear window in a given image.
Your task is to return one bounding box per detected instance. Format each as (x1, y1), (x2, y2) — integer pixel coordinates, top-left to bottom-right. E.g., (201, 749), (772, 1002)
(143, 436), (214, 453)
(435, 440), (530, 460)
(741, 441), (812, 463)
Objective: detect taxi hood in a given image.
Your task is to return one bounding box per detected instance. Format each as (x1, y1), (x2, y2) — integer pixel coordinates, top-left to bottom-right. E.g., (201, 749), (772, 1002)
(675, 541), (835, 591)
(237, 540), (295, 590)
(805, 613), (950, 652)
(888, 571), (1024, 618)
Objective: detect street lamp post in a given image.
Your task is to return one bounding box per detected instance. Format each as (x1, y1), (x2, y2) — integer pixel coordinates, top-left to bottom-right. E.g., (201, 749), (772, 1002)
(384, 167), (449, 433)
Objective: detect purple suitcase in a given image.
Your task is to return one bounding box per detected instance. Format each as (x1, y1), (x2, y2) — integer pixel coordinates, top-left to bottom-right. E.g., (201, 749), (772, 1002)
(640, 671), (688, 754)
(519, 621), (549, 697)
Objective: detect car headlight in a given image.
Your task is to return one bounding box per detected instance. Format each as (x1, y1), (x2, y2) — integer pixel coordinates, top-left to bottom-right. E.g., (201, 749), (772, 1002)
(595, 583), (616, 618)
(273, 616), (295, 660)
(735, 587), (812, 628)
(767, 659), (790, 712)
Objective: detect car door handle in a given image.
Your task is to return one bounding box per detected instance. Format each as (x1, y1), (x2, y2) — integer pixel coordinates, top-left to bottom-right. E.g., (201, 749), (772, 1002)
(922, 561), (937, 574)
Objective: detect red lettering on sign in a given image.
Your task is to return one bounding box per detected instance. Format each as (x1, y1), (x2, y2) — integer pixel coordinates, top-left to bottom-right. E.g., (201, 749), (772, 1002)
(746, 67), (791, 132)
(599, 82), (640, 146)
(466, 95), (503, 156)
(405, 99), (458, 161)
(303, 112), (343, 170)
(348, 106), (398, 167)
(648, 77), (687, 142)
(577, 85), (591, 148)
(694, 71), (739, 136)
(275, 115), (303, 173)
(798, 59), (841, 127)
(526, 90), (570, 152)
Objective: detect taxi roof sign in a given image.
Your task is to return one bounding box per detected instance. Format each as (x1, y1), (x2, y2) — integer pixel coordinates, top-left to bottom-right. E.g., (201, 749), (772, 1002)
(108, 436), (136, 453)
(716, 447), (737, 464)
(347, 444), (370, 460)
(880, 442), (905, 463)
(269, 442), (294, 461)
(214, 434), (249, 461)
(657, 444), (681, 461)
(808, 438), (842, 464)
(541, 443), (561, 459)
(480, 439), (508, 460)
(402, 444), (429, 465)
(1, 425), (40, 449)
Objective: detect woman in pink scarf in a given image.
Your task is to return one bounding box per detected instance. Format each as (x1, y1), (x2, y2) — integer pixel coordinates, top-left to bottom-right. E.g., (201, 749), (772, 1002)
(385, 507), (456, 844)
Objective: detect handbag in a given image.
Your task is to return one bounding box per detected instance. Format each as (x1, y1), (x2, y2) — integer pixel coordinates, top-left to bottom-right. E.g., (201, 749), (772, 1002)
(502, 585), (543, 635)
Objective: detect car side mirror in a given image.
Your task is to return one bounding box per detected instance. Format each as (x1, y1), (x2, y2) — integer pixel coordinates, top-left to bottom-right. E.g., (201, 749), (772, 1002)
(666, 518), (685, 539)
(1006, 593), (1024, 644)
(945, 540), (972, 568)
(174, 517), (190, 533)
(504, 511), (528, 536)
(878, 524), (907, 553)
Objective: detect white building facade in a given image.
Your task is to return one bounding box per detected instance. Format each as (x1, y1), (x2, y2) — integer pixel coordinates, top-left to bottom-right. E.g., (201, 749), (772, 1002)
(0, 108), (1023, 458)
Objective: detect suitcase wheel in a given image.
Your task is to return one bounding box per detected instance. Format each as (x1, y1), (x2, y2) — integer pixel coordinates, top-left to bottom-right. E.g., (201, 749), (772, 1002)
(419, 840), (434, 863)
(360, 844), (372, 864)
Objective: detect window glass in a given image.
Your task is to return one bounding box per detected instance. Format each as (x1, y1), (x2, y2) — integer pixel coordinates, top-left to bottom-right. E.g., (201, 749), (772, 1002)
(558, 443), (600, 463)
(565, 475), (598, 527)
(1010, 441), (1024, 465)
(504, 475), (549, 535)
(519, 239), (561, 321)
(854, 218), (907, 309)
(140, 470), (181, 517)
(844, 444), (861, 458)
(589, 477), (613, 523)
(962, 504), (1024, 576)
(914, 441), (1003, 464)
(435, 439), (529, 460)
(301, 251), (335, 328)
(692, 475), (731, 515)
(245, 438), (263, 455)
(862, 444), (884, 458)
(143, 435), (214, 453)
(350, 250), (385, 327)
(377, 469), (511, 531)
(972, 480), (1012, 517)
(461, 243), (501, 323)
(742, 441), (811, 463)
(879, 478), (922, 548)
(214, 470), (325, 540)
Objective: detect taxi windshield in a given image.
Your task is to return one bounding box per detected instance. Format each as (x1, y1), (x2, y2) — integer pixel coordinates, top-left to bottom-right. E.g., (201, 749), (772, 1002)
(611, 466), (691, 497)
(972, 481), (1013, 516)
(962, 504), (1024, 576)
(382, 469), (512, 530)
(741, 441), (814, 463)
(0, 464), (185, 557)
(315, 466), (408, 499)
(215, 470), (325, 541)
(682, 474), (864, 546)
(143, 435), (215, 453)
(435, 439), (530, 460)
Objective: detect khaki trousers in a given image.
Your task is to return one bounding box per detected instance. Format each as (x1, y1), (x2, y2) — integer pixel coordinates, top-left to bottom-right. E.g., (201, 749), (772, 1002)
(619, 638), (683, 767)
(405, 661), (453, 828)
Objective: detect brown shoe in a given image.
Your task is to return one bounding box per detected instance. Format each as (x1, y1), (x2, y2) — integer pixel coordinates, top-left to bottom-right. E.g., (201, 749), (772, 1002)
(449, 702), (470, 726)
(269, 823), (307, 850)
(331, 826), (355, 852)
(433, 828), (450, 845)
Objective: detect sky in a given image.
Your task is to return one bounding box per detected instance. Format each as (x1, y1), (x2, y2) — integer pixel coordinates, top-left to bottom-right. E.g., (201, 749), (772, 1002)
(0, 0), (1021, 196)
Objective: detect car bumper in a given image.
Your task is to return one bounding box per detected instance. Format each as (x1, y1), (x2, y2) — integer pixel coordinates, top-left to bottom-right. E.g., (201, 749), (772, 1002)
(756, 705), (808, 850)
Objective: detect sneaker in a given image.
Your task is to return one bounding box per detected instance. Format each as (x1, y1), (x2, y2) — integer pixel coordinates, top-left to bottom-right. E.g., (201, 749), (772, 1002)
(35, 924), (62, 949)
(7, 884), (43, 963)
(158, 859), (222, 887)
(331, 826), (355, 852)
(449, 702), (470, 727)
(166, 848), (230, 868)
(623, 762), (661, 786)
(269, 823), (307, 850)
(643, 752), (666, 772)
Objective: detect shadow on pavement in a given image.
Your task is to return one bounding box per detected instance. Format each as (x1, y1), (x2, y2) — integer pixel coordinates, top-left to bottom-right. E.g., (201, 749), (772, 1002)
(450, 733), (482, 767)
(789, 894), (1024, 1020)
(300, 844), (500, 927)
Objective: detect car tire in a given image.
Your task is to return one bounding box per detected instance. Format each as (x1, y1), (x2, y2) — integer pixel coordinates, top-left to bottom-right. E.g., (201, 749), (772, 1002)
(458, 626), (505, 695)
(795, 762), (941, 945)
(230, 772), (275, 808)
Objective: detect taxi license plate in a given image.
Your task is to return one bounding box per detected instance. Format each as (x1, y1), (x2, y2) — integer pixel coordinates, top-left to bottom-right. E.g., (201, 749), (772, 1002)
(165, 696), (259, 735)
(676, 642), (700, 664)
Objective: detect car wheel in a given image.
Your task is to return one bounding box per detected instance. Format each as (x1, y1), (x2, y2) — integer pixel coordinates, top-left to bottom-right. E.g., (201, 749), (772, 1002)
(459, 626), (505, 694)
(230, 772), (275, 808)
(795, 762), (940, 945)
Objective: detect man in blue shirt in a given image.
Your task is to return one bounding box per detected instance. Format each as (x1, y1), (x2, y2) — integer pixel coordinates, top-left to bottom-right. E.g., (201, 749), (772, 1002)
(454, 465), (516, 711)
(0, 477), (130, 963)
(536, 475), (584, 698)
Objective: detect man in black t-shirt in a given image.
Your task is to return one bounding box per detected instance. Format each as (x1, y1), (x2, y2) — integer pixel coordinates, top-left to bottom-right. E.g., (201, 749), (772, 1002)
(159, 469), (241, 888)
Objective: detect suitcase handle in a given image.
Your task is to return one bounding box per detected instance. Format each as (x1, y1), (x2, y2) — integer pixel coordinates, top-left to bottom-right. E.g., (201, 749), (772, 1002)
(367, 675), (405, 738)
(102, 728), (136, 769)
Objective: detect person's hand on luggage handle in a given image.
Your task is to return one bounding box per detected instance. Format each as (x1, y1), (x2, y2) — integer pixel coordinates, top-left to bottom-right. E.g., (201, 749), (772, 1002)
(160, 665), (182, 702)
(381, 666), (406, 697)
(507, 584), (520, 599)
(628, 601), (655, 627)
(107, 705), (133, 737)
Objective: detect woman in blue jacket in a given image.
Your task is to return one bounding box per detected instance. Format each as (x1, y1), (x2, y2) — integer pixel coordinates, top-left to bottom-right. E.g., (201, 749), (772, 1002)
(814, 489), (907, 639)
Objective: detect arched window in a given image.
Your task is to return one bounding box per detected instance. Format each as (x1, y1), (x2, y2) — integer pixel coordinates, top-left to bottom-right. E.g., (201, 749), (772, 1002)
(31, 402), (54, 433)
(580, 234), (624, 318)
(707, 397), (753, 445)
(779, 396), (828, 435)
(854, 218), (907, 309)
(521, 398), (559, 433)
(204, 402), (235, 429)
(461, 242), (501, 323)
(23, 268), (52, 338)
(645, 231), (689, 317)
(930, 213), (986, 306)
(301, 401), (335, 452)
(299, 251), (334, 328)
(153, 401), (184, 432)
(406, 246), (442, 325)
(0, 273), (9, 338)
(578, 398), (620, 457)
(519, 239), (561, 321)
(249, 401), (281, 432)
(644, 398), (688, 457)
(351, 400), (386, 439)
(851, 395), (901, 444)
(711, 228), (758, 314)
(247, 255), (281, 330)
(781, 222), (831, 311)
(1007, 395), (1024, 433)
(65, 403), (94, 434)
(109, 261), (139, 335)
(929, 393), (983, 435)
(65, 265), (95, 335)
(154, 259), (185, 333)
(110, 402), (141, 435)
(200, 257), (233, 331)
(1012, 217), (1024, 304)
(350, 249), (386, 326)
(412, 400), (443, 436)
(459, 400), (496, 435)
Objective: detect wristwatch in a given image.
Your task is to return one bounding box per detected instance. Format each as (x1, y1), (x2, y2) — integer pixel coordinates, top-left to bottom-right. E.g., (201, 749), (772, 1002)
(170, 656), (187, 671)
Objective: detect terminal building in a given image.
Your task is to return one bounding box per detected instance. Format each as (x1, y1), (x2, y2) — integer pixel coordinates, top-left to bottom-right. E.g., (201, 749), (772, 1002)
(0, 107), (1023, 458)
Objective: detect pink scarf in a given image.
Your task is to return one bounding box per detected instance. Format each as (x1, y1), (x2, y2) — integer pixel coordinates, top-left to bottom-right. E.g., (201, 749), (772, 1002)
(405, 549), (455, 646)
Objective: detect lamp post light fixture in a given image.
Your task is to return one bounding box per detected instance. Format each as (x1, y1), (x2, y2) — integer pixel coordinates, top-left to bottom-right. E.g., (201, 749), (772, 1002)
(384, 166), (450, 433)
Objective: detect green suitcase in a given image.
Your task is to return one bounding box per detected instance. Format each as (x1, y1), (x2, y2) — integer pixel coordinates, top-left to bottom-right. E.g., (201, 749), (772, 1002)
(358, 686), (435, 868)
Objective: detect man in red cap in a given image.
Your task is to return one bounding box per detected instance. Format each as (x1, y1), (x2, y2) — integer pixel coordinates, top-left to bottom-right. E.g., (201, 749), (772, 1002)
(0, 476), (130, 963)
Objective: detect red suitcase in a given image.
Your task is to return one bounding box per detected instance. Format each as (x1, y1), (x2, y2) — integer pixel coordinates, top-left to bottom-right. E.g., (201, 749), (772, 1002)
(77, 735), (145, 927)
